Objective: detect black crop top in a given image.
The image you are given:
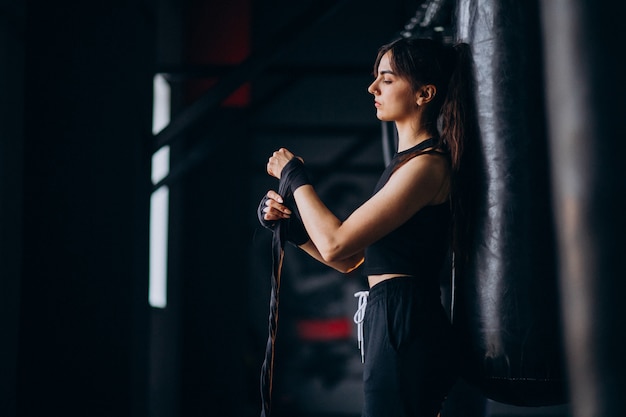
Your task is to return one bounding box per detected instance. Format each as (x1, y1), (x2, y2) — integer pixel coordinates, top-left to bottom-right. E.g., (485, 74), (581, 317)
(363, 140), (451, 277)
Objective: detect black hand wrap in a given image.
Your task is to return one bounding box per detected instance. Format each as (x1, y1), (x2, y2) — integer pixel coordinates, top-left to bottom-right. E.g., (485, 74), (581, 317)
(279, 158), (310, 195)
(283, 205), (309, 246)
(257, 194), (310, 246)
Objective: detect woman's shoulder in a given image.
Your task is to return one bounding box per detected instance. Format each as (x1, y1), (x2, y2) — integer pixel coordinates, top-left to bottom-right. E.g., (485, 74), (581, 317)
(396, 149), (450, 175)
(390, 151), (451, 203)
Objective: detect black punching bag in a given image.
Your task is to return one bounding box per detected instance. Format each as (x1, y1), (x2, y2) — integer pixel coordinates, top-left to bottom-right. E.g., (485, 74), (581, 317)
(452, 0), (567, 406)
(541, 1), (626, 416)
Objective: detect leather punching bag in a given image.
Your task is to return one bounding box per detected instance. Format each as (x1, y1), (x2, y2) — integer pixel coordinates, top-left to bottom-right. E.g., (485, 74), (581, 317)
(452, 0), (567, 406)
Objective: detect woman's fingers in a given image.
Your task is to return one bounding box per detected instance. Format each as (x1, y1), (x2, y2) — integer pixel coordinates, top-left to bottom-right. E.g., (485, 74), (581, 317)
(263, 190), (291, 220)
(263, 206), (290, 221)
(266, 190), (284, 204)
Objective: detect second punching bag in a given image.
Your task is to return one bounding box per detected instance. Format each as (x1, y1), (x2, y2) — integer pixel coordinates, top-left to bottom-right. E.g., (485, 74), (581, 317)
(452, 0), (567, 406)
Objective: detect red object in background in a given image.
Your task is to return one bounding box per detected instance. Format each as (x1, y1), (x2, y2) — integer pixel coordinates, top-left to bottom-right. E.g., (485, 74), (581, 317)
(185, 0), (251, 107)
(296, 318), (352, 341)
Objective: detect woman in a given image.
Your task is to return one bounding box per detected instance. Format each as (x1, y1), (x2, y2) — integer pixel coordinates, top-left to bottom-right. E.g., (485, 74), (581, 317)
(259, 37), (476, 417)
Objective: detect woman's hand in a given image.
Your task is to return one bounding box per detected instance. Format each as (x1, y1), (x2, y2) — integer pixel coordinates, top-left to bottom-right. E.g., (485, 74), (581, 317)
(267, 148), (297, 179)
(261, 190), (292, 221)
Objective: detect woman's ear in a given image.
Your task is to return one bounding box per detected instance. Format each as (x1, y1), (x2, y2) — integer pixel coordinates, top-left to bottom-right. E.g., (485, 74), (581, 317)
(416, 84), (437, 106)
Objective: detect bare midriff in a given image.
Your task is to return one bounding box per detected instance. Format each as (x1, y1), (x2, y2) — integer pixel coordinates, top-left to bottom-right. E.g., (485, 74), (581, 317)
(368, 273), (411, 289)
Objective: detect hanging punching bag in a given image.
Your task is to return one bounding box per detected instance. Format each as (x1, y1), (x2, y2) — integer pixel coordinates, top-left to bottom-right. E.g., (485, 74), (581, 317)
(452, 0), (567, 406)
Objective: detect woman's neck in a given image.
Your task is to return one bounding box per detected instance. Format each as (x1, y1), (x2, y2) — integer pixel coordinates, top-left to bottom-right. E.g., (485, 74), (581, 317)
(395, 121), (433, 152)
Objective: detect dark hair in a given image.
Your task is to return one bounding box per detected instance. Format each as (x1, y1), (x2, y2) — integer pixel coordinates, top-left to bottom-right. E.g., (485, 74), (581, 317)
(374, 37), (480, 272)
(373, 37), (475, 174)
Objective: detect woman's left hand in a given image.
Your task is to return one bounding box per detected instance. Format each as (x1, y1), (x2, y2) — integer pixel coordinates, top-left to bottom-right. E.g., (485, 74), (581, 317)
(267, 148), (297, 179)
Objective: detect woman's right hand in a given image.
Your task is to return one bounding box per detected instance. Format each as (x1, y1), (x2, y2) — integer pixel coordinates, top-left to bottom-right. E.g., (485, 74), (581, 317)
(267, 148), (297, 180)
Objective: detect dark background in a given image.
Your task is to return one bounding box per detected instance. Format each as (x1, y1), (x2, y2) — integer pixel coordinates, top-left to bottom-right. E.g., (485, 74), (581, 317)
(1, 1), (625, 417)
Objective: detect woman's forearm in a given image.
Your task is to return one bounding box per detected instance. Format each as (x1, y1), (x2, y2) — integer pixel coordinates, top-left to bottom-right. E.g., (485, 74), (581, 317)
(292, 184), (355, 262)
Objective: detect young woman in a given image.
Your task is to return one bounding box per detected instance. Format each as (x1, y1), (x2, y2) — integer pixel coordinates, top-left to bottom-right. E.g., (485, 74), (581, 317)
(259, 37), (476, 417)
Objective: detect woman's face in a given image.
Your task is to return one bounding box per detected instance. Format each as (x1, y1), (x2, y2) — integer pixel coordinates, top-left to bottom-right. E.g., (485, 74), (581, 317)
(367, 51), (418, 122)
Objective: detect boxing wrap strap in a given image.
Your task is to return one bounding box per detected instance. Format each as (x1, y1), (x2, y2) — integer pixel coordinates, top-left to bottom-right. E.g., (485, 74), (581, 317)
(280, 157), (310, 195)
(259, 158), (311, 417)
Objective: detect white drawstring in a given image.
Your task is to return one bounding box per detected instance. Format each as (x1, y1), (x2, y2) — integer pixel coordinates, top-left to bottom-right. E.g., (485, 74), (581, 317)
(353, 291), (369, 363)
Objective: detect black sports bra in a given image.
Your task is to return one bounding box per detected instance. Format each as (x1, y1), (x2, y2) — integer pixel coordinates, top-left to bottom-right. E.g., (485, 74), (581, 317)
(363, 139), (451, 277)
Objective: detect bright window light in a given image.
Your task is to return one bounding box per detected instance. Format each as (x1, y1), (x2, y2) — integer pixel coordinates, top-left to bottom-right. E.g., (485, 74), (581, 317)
(149, 73), (172, 309)
(152, 74), (171, 135)
(149, 186), (169, 308)
(152, 146), (170, 185)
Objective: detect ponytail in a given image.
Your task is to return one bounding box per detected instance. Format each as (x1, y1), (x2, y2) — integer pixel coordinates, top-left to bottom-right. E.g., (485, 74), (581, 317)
(440, 42), (476, 174)
(440, 42), (480, 275)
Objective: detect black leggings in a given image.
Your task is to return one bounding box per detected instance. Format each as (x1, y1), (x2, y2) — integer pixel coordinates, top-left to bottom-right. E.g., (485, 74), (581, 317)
(362, 276), (457, 417)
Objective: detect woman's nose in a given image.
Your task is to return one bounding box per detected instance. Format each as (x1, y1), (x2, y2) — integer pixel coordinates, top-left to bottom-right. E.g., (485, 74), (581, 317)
(367, 81), (377, 95)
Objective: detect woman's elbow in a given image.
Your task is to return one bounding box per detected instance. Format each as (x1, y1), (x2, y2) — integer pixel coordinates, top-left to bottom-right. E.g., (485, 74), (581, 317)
(319, 245), (342, 264)
(335, 266), (354, 274)
(337, 257), (364, 274)
(322, 249), (364, 274)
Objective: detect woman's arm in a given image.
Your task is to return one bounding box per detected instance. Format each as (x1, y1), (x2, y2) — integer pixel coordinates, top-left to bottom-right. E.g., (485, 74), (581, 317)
(259, 189), (364, 273)
(297, 240), (365, 274)
(268, 148), (450, 264)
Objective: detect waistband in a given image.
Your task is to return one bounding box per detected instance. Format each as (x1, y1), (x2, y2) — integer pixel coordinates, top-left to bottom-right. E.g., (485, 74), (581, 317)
(367, 275), (439, 304)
